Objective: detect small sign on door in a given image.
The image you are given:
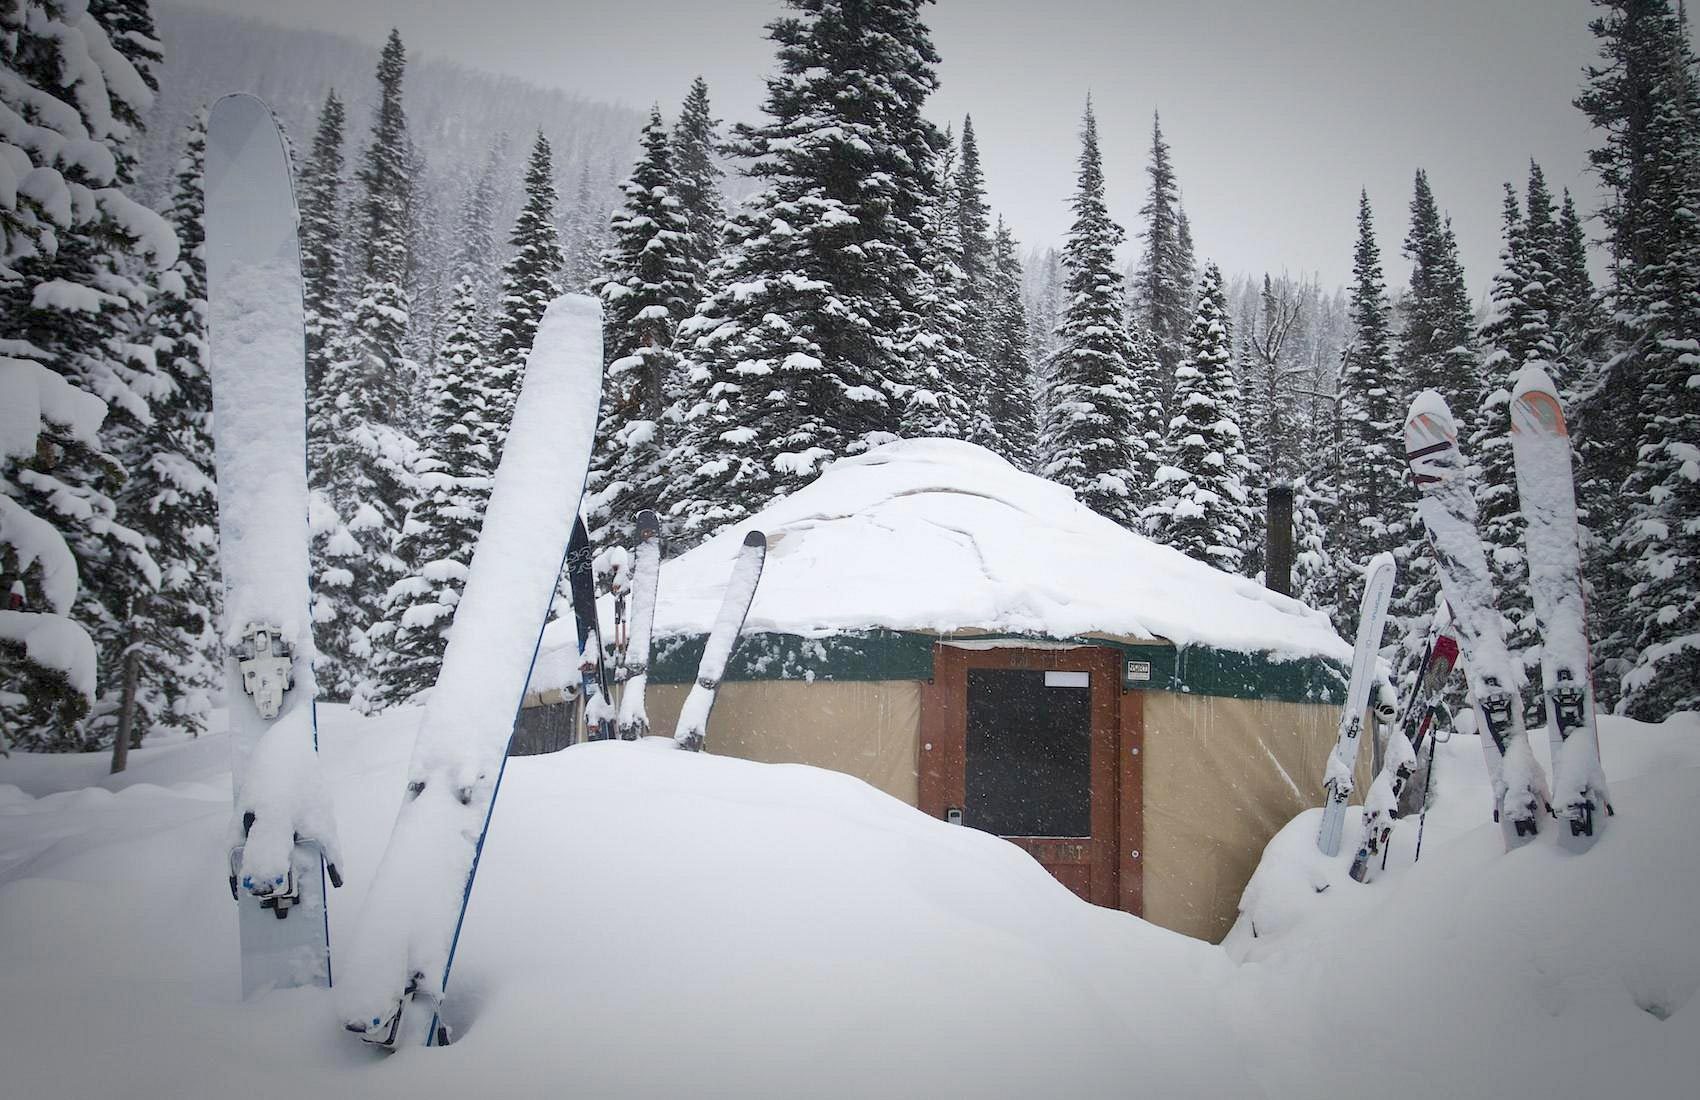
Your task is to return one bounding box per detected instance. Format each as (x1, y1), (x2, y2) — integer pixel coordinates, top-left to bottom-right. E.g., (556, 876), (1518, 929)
(1126, 660), (1152, 683)
(1044, 670), (1089, 688)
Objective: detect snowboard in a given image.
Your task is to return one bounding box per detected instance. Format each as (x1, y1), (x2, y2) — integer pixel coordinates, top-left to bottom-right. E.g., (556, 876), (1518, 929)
(205, 92), (343, 999)
(1405, 390), (1549, 848)
(676, 530), (768, 752)
(565, 515), (613, 742)
(337, 295), (604, 1047)
(1316, 552), (1396, 856)
(1509, 365), (1612, 843)
(615, 509), (662, 741)
(1350, 601), (1460, 882)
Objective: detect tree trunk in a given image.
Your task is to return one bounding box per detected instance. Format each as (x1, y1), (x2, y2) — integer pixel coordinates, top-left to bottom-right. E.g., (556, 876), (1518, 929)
(110, 621), (141, 774)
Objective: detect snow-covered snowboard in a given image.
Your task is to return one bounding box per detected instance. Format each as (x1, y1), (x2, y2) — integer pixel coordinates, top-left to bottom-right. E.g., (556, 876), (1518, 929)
(1316, 552), (1395, 856)
(338, 295), (604, 1047)
(1405, 390), (1549, 848)
(1350, 601), (1459, 882)
(204, 92), (343, 998)
(615, 509), (662, 741)
(1509, 365), (1612, 843)
(675, 530), (767, 752)
(566, 515), (613, 742)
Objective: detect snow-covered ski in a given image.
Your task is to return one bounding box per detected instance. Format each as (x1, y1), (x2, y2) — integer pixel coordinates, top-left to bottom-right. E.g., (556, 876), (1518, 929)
(615, 509), (662, 741)
(1509, 364), (1613, 843)
(1405, 390), (1549, 848)
(204, 92), (343, 999)
(337, 295), (603, 1048)
(565, 515), (613, 742)
(1316, 552), (1396, 856)
(1350, 601), (1460, 882)
(676, 530), (767, 752)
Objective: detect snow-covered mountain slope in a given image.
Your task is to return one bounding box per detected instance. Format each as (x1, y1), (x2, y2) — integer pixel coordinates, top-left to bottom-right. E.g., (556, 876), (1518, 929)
(1, 708), (1694, 1097)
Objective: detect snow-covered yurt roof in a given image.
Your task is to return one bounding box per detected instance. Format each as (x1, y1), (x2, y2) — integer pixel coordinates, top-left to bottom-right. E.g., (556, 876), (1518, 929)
(544, 439), (1348, 667)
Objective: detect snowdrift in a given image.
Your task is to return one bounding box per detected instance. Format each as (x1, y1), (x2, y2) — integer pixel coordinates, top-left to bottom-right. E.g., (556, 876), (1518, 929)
(1, 708), (1696, 1097)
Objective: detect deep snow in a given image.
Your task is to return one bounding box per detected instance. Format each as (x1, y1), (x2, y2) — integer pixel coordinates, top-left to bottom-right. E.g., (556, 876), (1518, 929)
(1, 706), (1696, 1098)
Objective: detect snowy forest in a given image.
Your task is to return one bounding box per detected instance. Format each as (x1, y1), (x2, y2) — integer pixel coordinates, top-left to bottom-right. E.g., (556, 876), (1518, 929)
(3, 0), (1698, 760)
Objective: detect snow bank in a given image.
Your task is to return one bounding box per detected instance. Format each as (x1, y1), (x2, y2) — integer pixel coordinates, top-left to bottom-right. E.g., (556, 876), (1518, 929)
(1, 708), (1694, 1097)
(551, 438), (1348, 664)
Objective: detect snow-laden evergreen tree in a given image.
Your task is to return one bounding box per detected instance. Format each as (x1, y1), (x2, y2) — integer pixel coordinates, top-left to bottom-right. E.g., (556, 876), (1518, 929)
(1143, 263), (1253, 572)
(300, 89), (346, 454)
(489, 131), (565, 456)
(954, 114), (996, 432)
(670, 76), (725, 307)
(1025, 245), (1064, 431)
(1329, 190), (1406, 635)
(1551, 189), (1604, 389)
(561, 163), (608, 294)
(1036, 103), (1152, 529)
(371, 276), (500, 708)
(107, 107), (219, 765)
(662, 0), (946, 546)
(1238, 274), (1309, 491)
(1573, 0), (1700, 718)
(588, 106), (696, 548)
(1289, 474), (1341, 622)
(1, 0), (176, 751)
(982, 218), (1039, 466)
(315, 27), (422, 707)
(903, 125), (973, 439)
(454, 134), (508, 313)
(1131, 112), (1193, 418)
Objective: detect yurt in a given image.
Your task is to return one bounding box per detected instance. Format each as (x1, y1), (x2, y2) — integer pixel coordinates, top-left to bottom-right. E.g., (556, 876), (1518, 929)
(519, 439), (1359, 942)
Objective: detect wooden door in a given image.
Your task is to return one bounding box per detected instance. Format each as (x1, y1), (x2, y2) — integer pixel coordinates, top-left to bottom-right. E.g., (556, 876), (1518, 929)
(919, 645), (1131, 910)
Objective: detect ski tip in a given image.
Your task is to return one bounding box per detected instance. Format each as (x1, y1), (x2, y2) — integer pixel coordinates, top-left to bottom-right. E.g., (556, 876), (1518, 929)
(1407, 388), (1450, 421)
(742, 529), (766, 549)
(1510, 362), (1559, 402)
(1365, 551), (1396, 578)
(636, 509), (662, 540)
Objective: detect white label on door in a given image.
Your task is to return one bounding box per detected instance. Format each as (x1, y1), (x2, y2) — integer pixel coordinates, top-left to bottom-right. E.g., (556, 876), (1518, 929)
(1044, 670), (1089, 688)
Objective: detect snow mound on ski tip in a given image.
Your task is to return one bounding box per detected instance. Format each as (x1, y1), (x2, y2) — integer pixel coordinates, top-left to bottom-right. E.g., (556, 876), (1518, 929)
(576, 438), (1348, 661)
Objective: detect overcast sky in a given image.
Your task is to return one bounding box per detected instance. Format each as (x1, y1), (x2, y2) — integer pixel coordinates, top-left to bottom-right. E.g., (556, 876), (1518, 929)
(182, 0), (1635, 296)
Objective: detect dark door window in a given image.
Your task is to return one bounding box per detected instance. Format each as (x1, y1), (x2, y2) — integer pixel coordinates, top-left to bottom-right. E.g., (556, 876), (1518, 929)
(965, 668), (1091, 836)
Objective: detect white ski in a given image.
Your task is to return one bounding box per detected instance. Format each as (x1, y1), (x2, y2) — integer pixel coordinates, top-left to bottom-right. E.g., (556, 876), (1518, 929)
(1406, 389), (1550, 848)
(1509, 364), (1612, 843)
(337, 295), (603, 1047)
(205, 92), (343, 999)
(615, 509), (662, 741)
(676, 530), (768, 752)
(1316, 552), (1396, 856)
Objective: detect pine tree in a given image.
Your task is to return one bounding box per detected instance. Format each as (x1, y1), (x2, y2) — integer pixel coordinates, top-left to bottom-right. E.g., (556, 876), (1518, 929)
(315, 28), (422, 707)
(490, 131), (566, 456)
(954, 113), (997, 443)
(1330, 190), (1405, 634)
(670, 76), (726, 307)
(1132, 112), (1192, 417)
(1, 0), (177, 751)
(662, 0), (946, 546)
(561, 163), (608, 294)
(371, 276), (500, 708)
(455, 134), (508, 312)
(1573, 0), (1700, 718)
(106, 108), (220, 765)
(982, 218), (1039, 465)
(1143, 263), (1253, 572)
(589, 106), (697, 547)
(903, 125), (973, 440)
(300, 89), (346, 460)
(1036, 103), (1151, 529)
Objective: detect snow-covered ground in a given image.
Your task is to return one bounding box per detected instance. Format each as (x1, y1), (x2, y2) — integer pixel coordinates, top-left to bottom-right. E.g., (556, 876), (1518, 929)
(1, 706), (1695, 1098)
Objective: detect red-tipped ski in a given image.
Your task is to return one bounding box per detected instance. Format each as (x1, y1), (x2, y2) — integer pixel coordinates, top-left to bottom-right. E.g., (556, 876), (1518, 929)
(1350, 600), (1460, 881)
(676, 530), (768, 752)
(1405, 390), (1550, 849)
(1509, 365), (1613, 845)
(1316, 552), (1396, 856)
